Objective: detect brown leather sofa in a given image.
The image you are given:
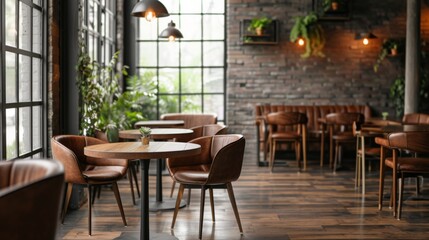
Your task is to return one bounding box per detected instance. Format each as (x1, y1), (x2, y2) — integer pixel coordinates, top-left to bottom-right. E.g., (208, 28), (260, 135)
(255, 104), (372, 166)
(160, 113), (218, 129)
(0, 159), (64, 240)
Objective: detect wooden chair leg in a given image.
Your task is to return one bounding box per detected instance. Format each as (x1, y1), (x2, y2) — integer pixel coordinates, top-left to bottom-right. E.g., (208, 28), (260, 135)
(397, 176), (404, 220)
(172, 184), (185, 229)
(112, 182), (127, 227)
(87, 185), (92, 236)
(226, 183), (243, 234)
(270, 140), (276, 173)
(128, 169), (136, 205)
(61, 182), (73, 224)
(295, 141), (301, 170)
(209, 187), (215, 222)
(170, 181), (176, 198)
(378, 146), (386, 211)
(199, 186), (206, 239)
(333, 142), (339, 173)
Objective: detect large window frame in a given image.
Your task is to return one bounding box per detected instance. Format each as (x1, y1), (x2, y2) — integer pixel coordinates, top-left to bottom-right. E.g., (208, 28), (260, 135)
(136, 0), (226, 122)
(1, 0), (47, 160)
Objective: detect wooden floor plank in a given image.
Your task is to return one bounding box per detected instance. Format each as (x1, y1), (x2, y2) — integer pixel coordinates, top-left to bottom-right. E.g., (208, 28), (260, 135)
(57, 158), (429, 239)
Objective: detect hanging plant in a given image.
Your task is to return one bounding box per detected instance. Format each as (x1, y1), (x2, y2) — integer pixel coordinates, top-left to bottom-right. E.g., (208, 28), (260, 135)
(290, 12), (325, 58)
(373, 38), (404, 72)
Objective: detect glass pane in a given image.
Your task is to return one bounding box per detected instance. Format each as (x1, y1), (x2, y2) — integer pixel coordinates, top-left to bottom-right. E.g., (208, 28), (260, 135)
(19, 107), (32, 155)
(159, 95), (179, 114)
(159, 42), (179, 66)
(33, 106), (42, 149)
(159, 68), (179, 93)
(181, 95), (202, 112)
(203, 0), (224, 13)
(203, 15), (224, 40)
(5, 0), (17, 47)
(33, 0), (41, 6)
(160, 0), (179, 14)
(204, 94), (224, 120)
(88, 1), (98, 31)
(181, 15), (201, 40)
(181, 69), (202, 93)
(33, 58), (42, 101)
(180, 0), (201, 13)
(138, 42), (158, 66)
(6, 52), (17, 103)
(6, 109), (17, 159)
(181, 42), (201, 66)
(204, 68), (224, 93)
(19, 55), (31, 102)
(33, 9), (42, 54)
(138, 18), (158, 40)
(101, 12), (106, 37)
(203, 42), (224, 66)
(19, 2), (31, 51)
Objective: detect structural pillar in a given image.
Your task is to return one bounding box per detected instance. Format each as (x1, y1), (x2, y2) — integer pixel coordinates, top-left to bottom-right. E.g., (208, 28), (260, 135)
(404, 0), (421, 114)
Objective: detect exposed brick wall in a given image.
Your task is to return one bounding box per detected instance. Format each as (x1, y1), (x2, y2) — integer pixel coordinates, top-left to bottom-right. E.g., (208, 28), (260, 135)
(226, 0), (429, 163)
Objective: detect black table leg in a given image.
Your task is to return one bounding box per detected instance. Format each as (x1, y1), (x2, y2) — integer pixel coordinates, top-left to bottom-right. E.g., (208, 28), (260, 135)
(140, 160), (150, 240)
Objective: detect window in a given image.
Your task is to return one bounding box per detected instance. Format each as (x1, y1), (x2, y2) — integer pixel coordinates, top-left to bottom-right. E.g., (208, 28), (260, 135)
(136, 0), (226, 122)
(80, 0), (116, 64)
(1, 0), (45, 159)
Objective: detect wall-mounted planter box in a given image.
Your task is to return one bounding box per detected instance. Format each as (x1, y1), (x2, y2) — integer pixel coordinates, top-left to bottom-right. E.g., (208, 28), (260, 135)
(240, 19), (278, 45)
(313, 0), (351, 21)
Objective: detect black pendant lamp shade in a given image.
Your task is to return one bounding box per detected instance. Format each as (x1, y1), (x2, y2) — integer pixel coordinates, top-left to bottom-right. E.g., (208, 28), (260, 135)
(131, 0), (169, 21)
(159, 21), (184, 41)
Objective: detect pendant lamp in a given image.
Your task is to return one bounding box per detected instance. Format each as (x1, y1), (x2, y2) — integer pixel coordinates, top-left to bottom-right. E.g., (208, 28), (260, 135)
(159, 21), (183, 42)
(131, 0), (169, 22)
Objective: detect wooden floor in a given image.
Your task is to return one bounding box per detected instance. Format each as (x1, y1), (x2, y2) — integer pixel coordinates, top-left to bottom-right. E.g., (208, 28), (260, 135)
(58, 155), (429, 240)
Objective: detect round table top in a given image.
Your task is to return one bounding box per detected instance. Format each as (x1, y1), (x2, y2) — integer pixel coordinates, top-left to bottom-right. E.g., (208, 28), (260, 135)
(119, 128), (193, 140)
(84, 141), (201, 160)
(381, 124), (429, 133)
(134, 120), (185, 128)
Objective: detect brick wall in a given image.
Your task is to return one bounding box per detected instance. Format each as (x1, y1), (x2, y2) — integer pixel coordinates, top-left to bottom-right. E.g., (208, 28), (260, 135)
(226, 0), (429, 163)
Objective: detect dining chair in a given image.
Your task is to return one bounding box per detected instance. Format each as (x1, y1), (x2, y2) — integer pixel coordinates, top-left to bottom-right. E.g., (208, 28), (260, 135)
(325, 112), (365, 172)
(160, 113), (218, 129)
(378, 131), (429, 219)
(169, 124), (228, 199)
(51, 135), (128, 235)
(0, 159), (64, 240)
(167, 134), (245, 239)
(402, 113), (429, 125)
(266, 112), (308, 172)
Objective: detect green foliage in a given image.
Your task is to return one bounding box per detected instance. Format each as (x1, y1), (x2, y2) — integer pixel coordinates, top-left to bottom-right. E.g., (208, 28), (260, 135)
(139, 127), (151, 136)
(247, 17), (272, 32)
(290, 12), (325, 58)
(374, 38), (404, 72)
(389, 76), (405, 118)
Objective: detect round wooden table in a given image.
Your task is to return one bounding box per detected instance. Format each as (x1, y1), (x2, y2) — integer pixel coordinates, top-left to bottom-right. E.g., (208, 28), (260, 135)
(84, 141), (200, 240)
(119, 128), (194, 211)
(134, 120), (185, 128)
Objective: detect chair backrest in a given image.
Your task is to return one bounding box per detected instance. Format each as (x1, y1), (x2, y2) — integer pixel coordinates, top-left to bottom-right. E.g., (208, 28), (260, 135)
(0, 159), (64, 240)
(326, 112), (365, 132)
(206, 134), (246, 185)
(402, 113), (429, 125)
(175, 124), (227, 142)
(51, 135), (107, 184)
(388, 132), (429, 153)
(160, 113), (217, 129)
(266, 112), (307, 133)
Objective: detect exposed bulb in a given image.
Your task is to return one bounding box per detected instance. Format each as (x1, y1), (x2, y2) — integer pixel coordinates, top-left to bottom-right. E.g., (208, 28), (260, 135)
(363, 38), (369, 45)
(168, 35), (176, 42)
(298, 38), (305, 46)
(145, 11), (155, 22)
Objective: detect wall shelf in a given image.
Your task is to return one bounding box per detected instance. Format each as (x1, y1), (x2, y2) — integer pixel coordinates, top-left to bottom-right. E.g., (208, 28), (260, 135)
(240, 19), (278, 45)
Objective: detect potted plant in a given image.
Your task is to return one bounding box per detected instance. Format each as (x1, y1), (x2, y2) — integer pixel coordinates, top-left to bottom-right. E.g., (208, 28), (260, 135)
(247, 17), (272, 36)
(323, 0), (339, 11)
(289, 12), (325, 58)
(139, 127), (152, 145)
(373, 38), (404, 72)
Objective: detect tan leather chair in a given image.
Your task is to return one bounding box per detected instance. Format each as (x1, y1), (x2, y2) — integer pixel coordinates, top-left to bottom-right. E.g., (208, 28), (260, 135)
(325, 112), (365, 172)
(160, 113), (217, 129)
(377, 132), (429, 219)
(402, 113), (429, 124)
(51, 135), (128, 235)
(168, 134), (245, 239)
(266, 112), (308, 172)
(0, 159), (64, 240)
(170, 124), (228, 198)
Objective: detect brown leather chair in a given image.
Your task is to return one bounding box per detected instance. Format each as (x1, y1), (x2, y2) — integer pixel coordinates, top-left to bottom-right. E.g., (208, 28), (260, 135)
(0, 159), (64, 240)
(168, 134), (245, 239)
(266, 112), (308, 172)
(170, 124), (228, 198)
(325, 112), (365, 172)
(160, 113), (218, 129)
(377, 132), (429, 219)
(51, 135), (128, 235)
(402, 113), (429, 125)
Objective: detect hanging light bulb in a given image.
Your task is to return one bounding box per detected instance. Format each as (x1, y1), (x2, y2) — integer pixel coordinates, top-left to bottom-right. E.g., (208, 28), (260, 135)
(298, 38), (305, 46)
(355, 32), (376, 46)
(131, 0), (169, 21)
(159, 20), (184, 42)
(362, 38), (369, 45)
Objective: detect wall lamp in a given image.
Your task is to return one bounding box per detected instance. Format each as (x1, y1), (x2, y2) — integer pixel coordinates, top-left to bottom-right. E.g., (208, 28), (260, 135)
(131, 0), (169, 22)
(355, 32), (377, 45)
(159, 20), (183, 42)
